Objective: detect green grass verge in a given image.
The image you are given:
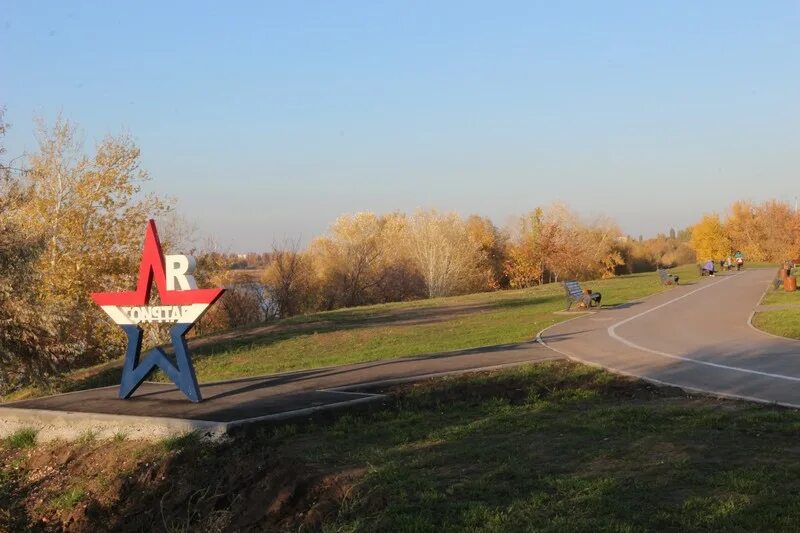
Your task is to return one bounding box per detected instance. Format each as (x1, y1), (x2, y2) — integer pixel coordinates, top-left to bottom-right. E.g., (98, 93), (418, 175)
(7, 361), (800, 530)
(2, 265), (700, 402)
(750, 268), (800, 338)
(761, 288), (800, 306)
(752, 309), (800, 340)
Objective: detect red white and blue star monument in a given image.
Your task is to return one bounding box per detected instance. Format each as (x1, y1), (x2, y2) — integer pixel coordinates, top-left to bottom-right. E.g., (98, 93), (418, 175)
(91, 220), (224, 402)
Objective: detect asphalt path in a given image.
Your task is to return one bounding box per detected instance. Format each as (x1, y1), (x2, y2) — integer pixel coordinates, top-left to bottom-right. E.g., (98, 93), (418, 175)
(4, 267), (793, 438)
(3, 339), (559, 424)
(538, 268), (800, 407)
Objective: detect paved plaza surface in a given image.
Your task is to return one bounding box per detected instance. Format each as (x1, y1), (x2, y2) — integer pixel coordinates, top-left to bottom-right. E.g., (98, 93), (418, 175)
(539, 268), (800, 407)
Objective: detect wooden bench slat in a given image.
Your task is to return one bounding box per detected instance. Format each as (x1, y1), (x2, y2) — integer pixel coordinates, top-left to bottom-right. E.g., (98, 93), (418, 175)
(563, 280), (589, 310)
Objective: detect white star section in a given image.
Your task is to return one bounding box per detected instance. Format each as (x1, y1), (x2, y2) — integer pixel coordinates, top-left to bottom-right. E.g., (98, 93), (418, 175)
(99, 303), (212, 325)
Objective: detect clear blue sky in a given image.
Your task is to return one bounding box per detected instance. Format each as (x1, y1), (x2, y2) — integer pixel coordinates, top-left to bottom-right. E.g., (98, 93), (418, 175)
(2, 1), (799, 251)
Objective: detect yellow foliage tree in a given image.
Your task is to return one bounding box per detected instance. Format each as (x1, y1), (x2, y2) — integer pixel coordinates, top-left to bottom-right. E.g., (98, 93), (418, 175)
(505, 204), (625, 285)
(307, 211), (429, 308)
(20, 116), (170, 363)
(725, 201), (767, 261)
(405, 209), (481, 298)
(465, 215), (508, 290)
(726, 200), (800, 262)
(690, 214), (731, 261)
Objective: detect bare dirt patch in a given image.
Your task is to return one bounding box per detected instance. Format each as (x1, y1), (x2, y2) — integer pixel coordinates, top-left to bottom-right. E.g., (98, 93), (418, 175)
(1, 436), (366, 532)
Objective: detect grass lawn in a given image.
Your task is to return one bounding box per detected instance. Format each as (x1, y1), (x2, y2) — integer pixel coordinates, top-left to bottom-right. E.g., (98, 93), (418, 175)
(6, 360), (800, 531)
(761, 287), (800, 306)
(752, 309), (800, 340)
(188, 265), (698, 383)
(750, 271), (800, 339)
(2, 264), (700, 403)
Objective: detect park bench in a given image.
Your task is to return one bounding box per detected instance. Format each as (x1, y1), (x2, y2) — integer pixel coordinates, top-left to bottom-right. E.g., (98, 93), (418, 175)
(658, 268), (679, 286)
(699, 263), (716, 276)
(563, 280), (601, 310)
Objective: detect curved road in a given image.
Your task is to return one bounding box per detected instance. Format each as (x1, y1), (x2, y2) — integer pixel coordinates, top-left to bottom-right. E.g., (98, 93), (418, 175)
(539, 268), (800, 406)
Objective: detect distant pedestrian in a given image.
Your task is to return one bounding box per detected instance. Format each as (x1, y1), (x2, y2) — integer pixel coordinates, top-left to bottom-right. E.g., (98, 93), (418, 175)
(704, 259), (716, 277)
(734, 250), (744, 271)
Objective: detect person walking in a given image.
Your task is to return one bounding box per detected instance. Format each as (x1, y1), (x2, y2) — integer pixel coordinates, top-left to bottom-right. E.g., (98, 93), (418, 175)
(734, 250), (744, 271)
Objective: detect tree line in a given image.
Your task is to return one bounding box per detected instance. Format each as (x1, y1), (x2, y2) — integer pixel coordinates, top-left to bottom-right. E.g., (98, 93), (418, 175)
(257, 206), (697, 320)
(691, 201), (800, 263)
(0, 111), (715, 393)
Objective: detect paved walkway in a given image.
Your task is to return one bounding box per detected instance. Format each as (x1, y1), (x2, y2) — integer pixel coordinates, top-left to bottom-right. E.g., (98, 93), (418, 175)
(539, 268), (800, 407)
(0, 339), (559, 439)
(4, 267), (796, 440)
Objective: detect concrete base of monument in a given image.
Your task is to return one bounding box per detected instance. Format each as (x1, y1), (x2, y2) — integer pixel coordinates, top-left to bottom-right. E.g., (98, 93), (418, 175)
(0, 386), (384, 442)
(0, 341), (560, 441)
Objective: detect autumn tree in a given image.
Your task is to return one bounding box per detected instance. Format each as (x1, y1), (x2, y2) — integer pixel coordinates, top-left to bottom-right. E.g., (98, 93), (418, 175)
(405, 209), (481, 298)
(504, 208), (550, 288)
(542, 207), (624, 280)
(505, 204), (626, 284)
(690, 214), (731, 261)
(684, 200), (800, 263)
(0, 182), (71, 391)
(582, 215), (626, 279)
(465, 215), (509, 290)
(310, 212), (424, 309)
(218, 279), (270, 327)
(20, 116), (171, 364)
(757, 201), (800, 260)
(0, 112), (74, 391)
(371, 212), (427, 303)
(263, 240), (315, 318)
(311, 212), (383, 308)
(621, 233), (695, 273)
(723, 200), (800, 262)
(688, 201), (800, 264)
(724, 201), (766, 261)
